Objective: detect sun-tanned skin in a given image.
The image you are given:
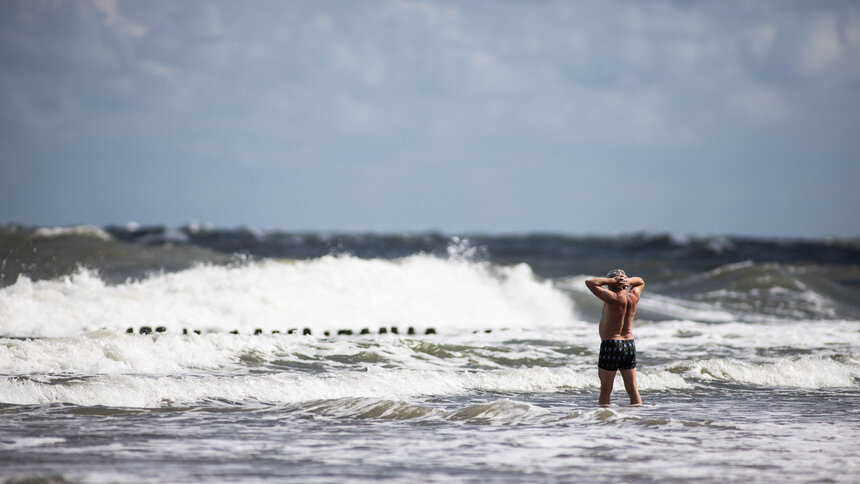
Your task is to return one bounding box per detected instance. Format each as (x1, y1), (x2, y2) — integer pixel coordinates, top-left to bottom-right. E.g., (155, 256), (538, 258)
(586, 272), (645, 406)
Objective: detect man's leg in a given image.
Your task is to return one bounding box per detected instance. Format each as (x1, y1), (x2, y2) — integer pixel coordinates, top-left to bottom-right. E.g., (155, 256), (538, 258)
(598, 368), (616, 406)
(619, 369), (642, 405)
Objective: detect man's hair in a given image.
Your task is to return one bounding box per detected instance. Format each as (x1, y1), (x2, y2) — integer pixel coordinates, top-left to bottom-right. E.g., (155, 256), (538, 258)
(606, 269), (626, 278)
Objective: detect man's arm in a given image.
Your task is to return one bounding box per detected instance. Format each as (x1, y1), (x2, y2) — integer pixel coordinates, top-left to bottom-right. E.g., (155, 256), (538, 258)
(627, 277), (645, 298)
(585, 277), (618, 303)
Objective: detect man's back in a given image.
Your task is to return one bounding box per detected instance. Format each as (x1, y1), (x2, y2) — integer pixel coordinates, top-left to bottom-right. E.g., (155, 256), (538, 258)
(585, 272), (644, 339)
(598, 289), (640, 340)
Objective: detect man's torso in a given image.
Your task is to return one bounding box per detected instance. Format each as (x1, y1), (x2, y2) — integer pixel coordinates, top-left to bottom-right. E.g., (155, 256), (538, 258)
(598, 290), (639, 340)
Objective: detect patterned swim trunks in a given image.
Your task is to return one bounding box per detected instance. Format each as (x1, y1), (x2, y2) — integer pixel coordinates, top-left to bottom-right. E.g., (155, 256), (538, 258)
(598, 339), (636, 371)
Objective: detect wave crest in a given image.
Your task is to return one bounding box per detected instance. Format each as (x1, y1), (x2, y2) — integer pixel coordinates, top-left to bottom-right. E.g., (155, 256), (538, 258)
(0, 254), (576, 337)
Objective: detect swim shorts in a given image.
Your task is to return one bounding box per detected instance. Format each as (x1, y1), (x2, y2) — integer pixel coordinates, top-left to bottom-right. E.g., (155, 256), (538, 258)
(598, 339), (636, 371)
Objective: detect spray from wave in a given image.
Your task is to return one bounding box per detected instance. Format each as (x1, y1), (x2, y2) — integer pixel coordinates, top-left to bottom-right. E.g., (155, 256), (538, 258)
(0, 253), (577, 337)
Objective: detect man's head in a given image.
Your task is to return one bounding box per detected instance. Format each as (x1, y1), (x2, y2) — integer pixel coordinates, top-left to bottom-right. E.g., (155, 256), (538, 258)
(606, 269), (628, 291)
(606, 269), (626, 279)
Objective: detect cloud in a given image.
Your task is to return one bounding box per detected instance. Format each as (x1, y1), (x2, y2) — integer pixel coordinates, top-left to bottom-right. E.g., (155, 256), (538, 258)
(383, 0), (464, 41)
(749, 24), (776, 57)
(324, 42), (388, 88)
(798, 14), (842, 76)
(91, 0), (146, 39)
(727, 85), (790, 122)
(139, 60), (173, 80)
(203, 5), (225, 37)
(331, 93), (381, 133)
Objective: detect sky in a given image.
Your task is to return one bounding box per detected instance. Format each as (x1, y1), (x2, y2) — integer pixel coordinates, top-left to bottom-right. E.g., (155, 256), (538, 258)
(1, 0), (859, 238)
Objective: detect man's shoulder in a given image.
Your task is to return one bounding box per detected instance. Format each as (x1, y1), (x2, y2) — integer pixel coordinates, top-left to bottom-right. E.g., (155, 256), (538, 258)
(603, 292), (628, 305)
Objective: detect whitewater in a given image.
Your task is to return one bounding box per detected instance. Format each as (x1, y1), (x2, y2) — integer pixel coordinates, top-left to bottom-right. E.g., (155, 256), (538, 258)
(1, 226), (859, 483)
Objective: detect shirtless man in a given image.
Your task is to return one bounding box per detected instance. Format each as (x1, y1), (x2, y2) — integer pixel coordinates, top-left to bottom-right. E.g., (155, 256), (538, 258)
(585, 269), (644, 406)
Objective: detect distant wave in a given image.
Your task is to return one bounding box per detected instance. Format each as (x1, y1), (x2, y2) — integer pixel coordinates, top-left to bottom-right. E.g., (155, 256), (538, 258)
(0, 255), (577, 337)
(32, 225), (112, 241)
(3, 224), (859, 325)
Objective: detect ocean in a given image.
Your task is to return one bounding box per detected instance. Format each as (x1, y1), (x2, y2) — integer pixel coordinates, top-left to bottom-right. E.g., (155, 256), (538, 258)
(1, 224), (859, 483)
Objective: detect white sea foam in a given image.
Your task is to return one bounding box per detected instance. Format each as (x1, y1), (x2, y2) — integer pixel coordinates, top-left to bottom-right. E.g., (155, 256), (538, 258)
(0, 332), (298, 375)
(638, 294), (736, 323)
(295, 397), (438, 420)
(0, 365), (694, 408)
(0, 254), (577, 337)
(638, 319), (860, 354)
(680, 357), (859, 388)
(449, 399), (549, 423)
(31, 225), (112, 240)
(0, 437), (66, 450)
(0, 331), (568, 376)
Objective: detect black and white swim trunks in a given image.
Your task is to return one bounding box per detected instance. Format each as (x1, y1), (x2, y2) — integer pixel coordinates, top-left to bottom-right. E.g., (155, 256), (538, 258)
(598, 339), (636, 371)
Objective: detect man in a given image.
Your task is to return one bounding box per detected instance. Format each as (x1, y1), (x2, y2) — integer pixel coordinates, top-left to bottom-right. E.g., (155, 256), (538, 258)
(585, 269), (644, 406)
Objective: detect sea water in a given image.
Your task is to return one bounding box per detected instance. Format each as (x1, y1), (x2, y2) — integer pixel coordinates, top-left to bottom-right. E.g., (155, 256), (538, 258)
(1, 225), (858, 483)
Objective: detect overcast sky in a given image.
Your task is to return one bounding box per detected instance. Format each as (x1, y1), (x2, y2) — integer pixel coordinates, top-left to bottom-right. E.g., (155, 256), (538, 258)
(1, 0), (858, 237)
